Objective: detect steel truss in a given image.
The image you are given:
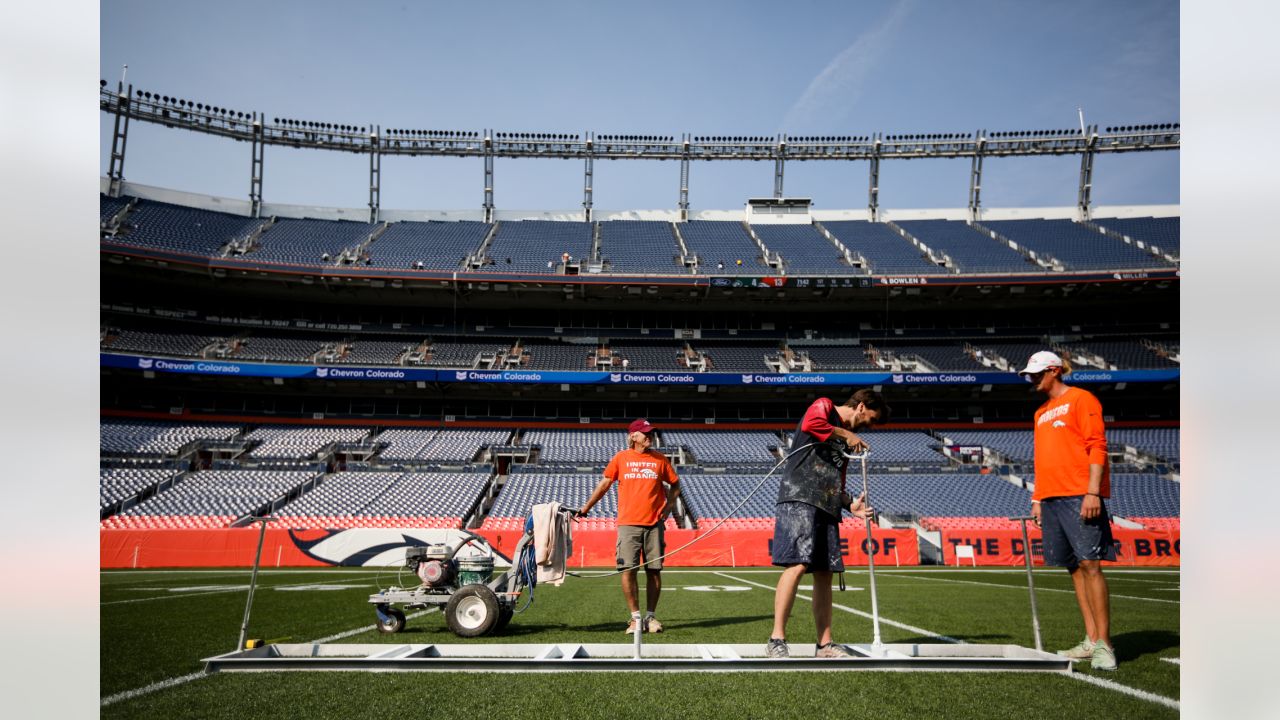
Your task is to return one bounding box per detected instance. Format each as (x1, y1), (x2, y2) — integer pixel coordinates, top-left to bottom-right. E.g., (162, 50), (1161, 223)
(100, 84), (1178, 220)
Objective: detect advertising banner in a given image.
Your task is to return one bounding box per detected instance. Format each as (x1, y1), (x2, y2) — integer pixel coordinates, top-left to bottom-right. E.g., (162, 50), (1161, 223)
(940, 527), (1180, 567)
(101, 353), (1179, 386)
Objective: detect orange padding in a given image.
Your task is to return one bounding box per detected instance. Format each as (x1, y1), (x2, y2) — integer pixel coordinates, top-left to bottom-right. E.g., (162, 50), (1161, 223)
(100, 526), (921, 568)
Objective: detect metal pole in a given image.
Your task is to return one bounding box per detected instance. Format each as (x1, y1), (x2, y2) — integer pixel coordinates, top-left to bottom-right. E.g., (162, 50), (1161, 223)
(583, 133), (594, 223)
(1010, 515), (1044, 651)
(856, 452), (882, 648)
(773, 134), (786, 199)
(679, 134), (691, 221)
(236, 516), (277, 652)
(968, 130), (984, 223)
(633, 614), (643, 659)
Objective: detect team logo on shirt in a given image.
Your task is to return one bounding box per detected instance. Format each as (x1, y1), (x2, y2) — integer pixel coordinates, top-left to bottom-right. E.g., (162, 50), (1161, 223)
(1052, 420), (1067, 428)
(1038, 403), (1071, 426)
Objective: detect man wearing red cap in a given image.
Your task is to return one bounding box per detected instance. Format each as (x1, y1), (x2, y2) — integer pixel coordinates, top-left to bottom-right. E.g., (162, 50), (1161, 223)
(580, 418), (682, 634)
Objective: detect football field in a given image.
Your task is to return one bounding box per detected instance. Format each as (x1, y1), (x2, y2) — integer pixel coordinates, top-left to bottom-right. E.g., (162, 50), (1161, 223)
(101, 566), (1180, 719)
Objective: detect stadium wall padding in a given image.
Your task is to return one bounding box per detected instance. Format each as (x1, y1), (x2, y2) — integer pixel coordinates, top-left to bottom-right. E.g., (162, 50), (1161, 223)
(100, 527), (922, 568)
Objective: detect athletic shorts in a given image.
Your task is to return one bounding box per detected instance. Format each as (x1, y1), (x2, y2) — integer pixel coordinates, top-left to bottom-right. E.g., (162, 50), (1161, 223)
(771, 501), (844, 573)
(1040, 495), (1117, 569)
(617, 523), (665, 571)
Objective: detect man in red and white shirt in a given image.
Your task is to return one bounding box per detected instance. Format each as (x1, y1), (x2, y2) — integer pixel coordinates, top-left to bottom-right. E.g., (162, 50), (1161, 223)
(580, 419), (681, 634)
(768, 389), (890, 659)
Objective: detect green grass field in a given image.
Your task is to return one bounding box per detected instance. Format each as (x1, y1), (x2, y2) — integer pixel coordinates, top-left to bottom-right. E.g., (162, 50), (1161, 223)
(101, 565), (1180, 719)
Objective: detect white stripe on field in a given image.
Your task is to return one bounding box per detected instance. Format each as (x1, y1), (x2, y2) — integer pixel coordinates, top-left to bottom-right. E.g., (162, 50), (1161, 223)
(100, 609), (436, 707)
(1161, 657), (1181, 665)
(313, 609), (437, 643)
(714, 571), (1179, 710)
(714, 572), (962, 643)
(884, 572), (1179, 604)
(101, 672), (208, 708)
(1069, 673), (1180, 709)
(101, 579), (377, 606)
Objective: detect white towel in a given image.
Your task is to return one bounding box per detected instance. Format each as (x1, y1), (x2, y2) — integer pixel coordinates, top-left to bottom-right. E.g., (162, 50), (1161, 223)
(531, 501), (571, 586)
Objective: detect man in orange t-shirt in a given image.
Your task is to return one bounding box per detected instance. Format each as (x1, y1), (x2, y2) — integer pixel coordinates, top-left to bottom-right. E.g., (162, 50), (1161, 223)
(1021, 351), (1118, 671)
(579, 419), (681, 634)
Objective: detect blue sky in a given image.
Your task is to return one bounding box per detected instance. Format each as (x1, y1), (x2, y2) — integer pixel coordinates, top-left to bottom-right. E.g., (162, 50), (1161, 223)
(100, 0), (1179, 211)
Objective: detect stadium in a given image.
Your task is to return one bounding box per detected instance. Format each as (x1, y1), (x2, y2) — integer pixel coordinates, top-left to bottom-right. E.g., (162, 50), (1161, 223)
(95, 7), (1183, 718)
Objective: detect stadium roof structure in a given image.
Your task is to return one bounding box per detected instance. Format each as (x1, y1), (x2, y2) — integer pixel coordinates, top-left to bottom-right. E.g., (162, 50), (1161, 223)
(101, 82), (1179, 224)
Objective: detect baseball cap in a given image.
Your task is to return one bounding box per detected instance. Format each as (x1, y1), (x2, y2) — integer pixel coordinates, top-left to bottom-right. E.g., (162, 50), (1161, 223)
(1018, 351), (1064, 379)
(627, 418), (655, 434)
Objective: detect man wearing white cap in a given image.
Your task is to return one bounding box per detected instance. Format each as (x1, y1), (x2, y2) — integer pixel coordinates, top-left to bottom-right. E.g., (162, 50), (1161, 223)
(1020, 350), (1118, 671)
(580, 419), (681, 634)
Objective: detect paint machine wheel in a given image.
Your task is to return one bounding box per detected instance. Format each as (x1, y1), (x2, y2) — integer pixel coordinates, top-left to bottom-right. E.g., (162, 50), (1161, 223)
(376, 607), (406, 634)
(444, 584), (500, 637)
(495, 605), (514, 632)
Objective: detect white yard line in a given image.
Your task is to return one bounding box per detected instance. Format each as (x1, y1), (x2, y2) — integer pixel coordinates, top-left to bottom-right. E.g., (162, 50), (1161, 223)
(714, 572), (962, 643)
(1069, 673), (1181, 709)
(313, 608), (437, 643)
(885, 572), (1179, 604)
(100, 672), (209, 708)
(100, 608), (437, 707)
(1161, 657), (1181, 665)
(101, 579), (378, 606)
(714, 570), (1179, 711)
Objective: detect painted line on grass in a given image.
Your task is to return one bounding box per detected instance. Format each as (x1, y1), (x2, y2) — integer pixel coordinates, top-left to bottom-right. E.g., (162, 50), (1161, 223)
(1068, 673), (1180, 709)
(100, 672), (209, 708)
(101, 578), (378, 606)
(714, 570), (1179, 711)
(883, 572), (1179, 605)
(1161, 658), (1181, 665)
(100, 608), (437, 707)
(313, 608), (438, 643)
(714, 572), (963, 643)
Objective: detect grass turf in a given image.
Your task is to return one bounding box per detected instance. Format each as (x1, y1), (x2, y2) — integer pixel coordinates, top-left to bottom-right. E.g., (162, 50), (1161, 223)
(101, 566), (1179, 719)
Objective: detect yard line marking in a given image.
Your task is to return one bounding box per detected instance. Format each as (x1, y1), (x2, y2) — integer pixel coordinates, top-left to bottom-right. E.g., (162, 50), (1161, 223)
(100, 609), (437, 707)
(1069, 673), (1180, 709)
(1161, 658), (1181, 665)
(714, 572), (963, 643)
(101, 672), (208, 708)
(101, 579), (376, 606)
(313, 608), (437, 643)
(715, 570), (1179, 710)
(884, 572), (1179, 605)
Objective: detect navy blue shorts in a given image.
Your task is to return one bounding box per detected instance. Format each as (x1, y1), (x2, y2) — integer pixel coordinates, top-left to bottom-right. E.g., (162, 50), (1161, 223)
(1040, 495), (1117, 569)
(771, 502), (844, 573)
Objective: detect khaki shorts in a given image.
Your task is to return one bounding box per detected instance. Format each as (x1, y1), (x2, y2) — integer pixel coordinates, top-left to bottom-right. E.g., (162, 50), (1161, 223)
(616, 523), (665, 571)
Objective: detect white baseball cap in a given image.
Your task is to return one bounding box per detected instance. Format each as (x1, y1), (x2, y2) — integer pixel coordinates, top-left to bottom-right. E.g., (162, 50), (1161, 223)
(1018, 350), (1064, 379)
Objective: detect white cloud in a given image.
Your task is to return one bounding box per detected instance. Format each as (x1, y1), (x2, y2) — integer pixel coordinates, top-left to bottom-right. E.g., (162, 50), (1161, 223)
(780, 0), (915, 131)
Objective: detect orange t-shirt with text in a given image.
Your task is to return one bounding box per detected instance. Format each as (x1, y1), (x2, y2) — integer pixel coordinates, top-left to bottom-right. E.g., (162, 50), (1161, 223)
(1032, 386), (1111, 500)
(602, 448), (679, 526)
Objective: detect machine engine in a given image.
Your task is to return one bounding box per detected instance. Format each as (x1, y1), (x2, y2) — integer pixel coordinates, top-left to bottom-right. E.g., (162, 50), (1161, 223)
(405, 544), (457, 588)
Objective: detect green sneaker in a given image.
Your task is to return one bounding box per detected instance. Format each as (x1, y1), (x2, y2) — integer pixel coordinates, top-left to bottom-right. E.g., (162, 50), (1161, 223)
(1091, 642), (1118, 671)
(1057, 637), (1095, 660)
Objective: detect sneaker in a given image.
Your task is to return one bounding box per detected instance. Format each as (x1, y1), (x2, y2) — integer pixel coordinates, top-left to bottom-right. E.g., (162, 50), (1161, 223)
(1057, 637), (1095, 660)
(624, 618), (642, 634)
(646, 616), (664, 633)
(1091, 642), (1118, 671)
(766, 638), (789, 659)
(816, 642), (854, 659)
